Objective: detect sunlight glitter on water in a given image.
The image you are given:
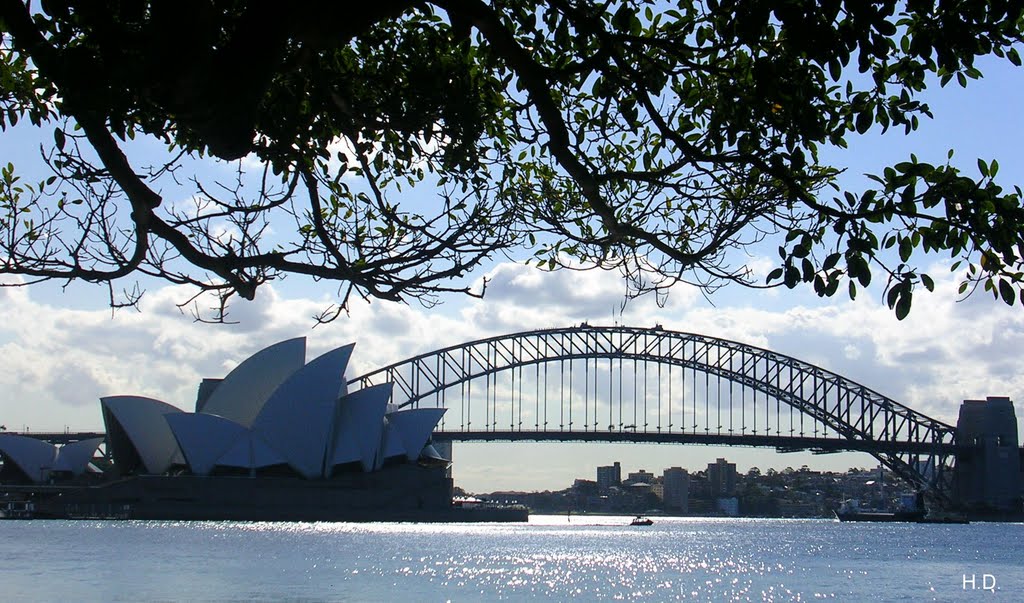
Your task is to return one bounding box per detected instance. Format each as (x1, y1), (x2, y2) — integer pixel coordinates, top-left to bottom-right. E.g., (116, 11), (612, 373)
(2, 516), (1020, 601)
(144, 516), (838, 600)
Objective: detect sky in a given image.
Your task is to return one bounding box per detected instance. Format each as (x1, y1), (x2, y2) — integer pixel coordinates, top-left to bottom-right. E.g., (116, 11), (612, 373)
(2, 54), (1023, 493)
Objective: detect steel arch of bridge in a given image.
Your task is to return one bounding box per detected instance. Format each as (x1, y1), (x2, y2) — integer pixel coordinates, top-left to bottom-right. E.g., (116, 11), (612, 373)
(350, 325), (957, 502)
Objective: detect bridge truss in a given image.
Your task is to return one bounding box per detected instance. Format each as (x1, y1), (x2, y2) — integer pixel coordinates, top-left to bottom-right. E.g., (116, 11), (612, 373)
(351, 325), (959, 504)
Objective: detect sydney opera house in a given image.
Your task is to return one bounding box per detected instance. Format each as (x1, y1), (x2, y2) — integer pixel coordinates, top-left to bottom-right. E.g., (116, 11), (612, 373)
(0, 338), (522, 521)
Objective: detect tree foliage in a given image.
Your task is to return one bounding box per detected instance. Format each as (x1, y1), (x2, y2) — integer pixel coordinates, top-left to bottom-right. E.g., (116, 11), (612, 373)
(1, 0), (1023, 321)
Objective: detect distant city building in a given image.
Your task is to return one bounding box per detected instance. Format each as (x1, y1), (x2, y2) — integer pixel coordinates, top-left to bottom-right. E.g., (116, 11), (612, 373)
(501, 460), (944, 519)
(596, 461), (621, 491)
(707, 458), (737, 498)
(662, 467), (690, 513)
(626, 469), (655, 485)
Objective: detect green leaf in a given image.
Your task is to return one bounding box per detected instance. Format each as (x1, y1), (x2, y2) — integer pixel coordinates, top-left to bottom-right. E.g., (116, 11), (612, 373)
(899, 238), (912, 262)
(855, 110), (872, 134)
(828, 59), (841, 81)
(802, 258), (815, 282)
(999, 279), (1016, 306)
(887, 284), (900, 308)
(825, 276), (840, 296)
(857, 266), (871, 287)
(894, 291), (912, 320)
(1008, 48), (1022, 67)
(784, 265), (800, 287)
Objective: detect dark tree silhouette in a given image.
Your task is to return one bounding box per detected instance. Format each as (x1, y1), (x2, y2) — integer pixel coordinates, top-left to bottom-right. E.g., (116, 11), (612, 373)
(1, 1), (1022, 321)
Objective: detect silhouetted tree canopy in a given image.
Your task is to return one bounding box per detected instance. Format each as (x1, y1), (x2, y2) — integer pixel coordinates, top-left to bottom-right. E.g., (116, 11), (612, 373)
(1, 0), (1023, 321)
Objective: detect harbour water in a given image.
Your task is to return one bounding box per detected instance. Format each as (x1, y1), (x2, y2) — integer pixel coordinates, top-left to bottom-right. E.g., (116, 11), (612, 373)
(0, 516), (1020, 601)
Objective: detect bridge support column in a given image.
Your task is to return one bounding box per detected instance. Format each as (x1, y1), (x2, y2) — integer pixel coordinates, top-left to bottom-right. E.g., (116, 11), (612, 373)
(954, 397), (1022, 514)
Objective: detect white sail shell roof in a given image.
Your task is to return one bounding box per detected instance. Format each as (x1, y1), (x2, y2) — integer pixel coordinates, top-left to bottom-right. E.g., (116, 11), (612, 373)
(165, 413), (248, 476)
(101, 396), (185, 475)
(385, 408), (447, 461)
(80, 339), (442, 480)
(214, 430), (287, 470)
(53, 437), (105, 475)
(252, 343), (355, 478)
(329, 382), (391, 473)
(380, 417), (408, 462)
(0, 434), (57, 483)
(199, 338), (306, 427)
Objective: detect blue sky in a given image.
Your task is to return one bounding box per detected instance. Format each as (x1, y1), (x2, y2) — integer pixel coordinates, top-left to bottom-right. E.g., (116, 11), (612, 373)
(1, 53), (1023, 492)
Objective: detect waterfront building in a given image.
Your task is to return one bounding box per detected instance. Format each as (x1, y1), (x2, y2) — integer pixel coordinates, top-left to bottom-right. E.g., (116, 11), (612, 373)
(98, 339), (447, 480)
(707, 458), (737, 498)
(663, 467), (690, 513)
(596, 461), (621, 491)
(0, 339), (447, 484)
(0, 338), (491, 521)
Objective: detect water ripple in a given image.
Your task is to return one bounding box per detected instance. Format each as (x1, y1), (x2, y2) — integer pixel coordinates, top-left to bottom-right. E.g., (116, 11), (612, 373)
(0, 517), (1019, 601)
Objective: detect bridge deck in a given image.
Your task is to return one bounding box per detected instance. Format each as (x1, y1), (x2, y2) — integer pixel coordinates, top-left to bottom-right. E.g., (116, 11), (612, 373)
(433, 431), (960, 455)
(9, 430), (967, 455)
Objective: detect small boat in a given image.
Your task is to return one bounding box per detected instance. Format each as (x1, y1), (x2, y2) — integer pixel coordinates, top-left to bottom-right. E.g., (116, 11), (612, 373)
(833, 509), (925, 522)
(629, 515), (654, 526)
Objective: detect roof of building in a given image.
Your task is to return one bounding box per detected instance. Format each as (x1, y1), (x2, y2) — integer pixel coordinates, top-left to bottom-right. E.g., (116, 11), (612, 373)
(1, 338), (447, 484)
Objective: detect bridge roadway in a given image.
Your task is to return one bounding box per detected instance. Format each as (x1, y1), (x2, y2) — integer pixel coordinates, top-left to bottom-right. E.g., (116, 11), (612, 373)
(9, 429), (969, 456)
(431, 431), (961, 455)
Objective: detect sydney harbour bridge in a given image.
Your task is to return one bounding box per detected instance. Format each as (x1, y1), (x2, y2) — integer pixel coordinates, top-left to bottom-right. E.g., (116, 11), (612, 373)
(21, 325), (1017, 507)
(350, 325), (962, 504)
